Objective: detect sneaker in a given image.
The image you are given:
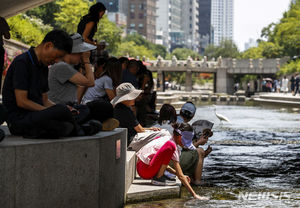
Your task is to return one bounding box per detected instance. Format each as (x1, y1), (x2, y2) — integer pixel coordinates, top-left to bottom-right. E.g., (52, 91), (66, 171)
(102, 118), (119, 131)
(151, 175), (177, 186)
(81, 120), (102, 136)
(164, 170), (176, 180)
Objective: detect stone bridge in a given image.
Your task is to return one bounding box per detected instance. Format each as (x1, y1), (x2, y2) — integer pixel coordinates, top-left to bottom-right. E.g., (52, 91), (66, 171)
(147, 56), (290, 94)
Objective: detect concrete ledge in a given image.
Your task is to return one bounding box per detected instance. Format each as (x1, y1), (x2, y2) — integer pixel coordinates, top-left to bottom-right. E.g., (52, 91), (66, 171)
(125, 151), (136, 194)
(126, 178), (181, 204)
(0, 127), (127, 208)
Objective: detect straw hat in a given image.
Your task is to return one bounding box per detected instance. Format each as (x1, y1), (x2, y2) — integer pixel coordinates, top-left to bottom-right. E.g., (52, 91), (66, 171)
(111, 83), (142, 107)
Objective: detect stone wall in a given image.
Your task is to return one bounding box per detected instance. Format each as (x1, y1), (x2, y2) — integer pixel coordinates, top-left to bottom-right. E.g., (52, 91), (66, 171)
(0, 127), (127, 208)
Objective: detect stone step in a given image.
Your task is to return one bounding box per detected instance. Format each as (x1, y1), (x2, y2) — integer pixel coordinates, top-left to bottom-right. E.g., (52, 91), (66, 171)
(125, 151), (136, 194)
(156, 96), (180, 103)
(253, 98), (300, 107)
(259, 95), (300, 102)
(156, 101), (185, 111)
(126, 177), (181, 204)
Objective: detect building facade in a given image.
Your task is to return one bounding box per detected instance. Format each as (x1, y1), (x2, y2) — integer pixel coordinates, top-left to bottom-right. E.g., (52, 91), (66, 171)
(198, 0), (212, 54)
(156, 0), (182, 51)
(127, 0), (157, 43)
(211, 0), (234, 45)
(181, 0), (199, 51)
(100, 0), (128, 34)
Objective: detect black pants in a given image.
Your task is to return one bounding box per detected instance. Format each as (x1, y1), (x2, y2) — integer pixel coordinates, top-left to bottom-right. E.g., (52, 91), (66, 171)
(8, 104), (77, 138)
(0, 46), (5, 93)
(86, 100), (113, 122)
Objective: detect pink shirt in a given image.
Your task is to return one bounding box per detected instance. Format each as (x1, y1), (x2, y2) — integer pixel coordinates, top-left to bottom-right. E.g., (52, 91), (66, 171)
(136, 135), (181, 165)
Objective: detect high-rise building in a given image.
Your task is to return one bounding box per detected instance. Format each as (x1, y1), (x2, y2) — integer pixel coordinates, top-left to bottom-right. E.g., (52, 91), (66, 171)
(244, 38), (258, 50)
(211, 0), (234, 45)
(127, 0), (157, 43)
(100, 0), (128, 34)
(198, 0), (212, 54)
(101, 0), (128, 14)
(156, 0), (182, 51)
(181, 0), (199, 51)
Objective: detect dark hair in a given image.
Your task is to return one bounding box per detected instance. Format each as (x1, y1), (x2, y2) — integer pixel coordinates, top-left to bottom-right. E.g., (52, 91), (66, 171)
(127, 59), (139, 70)
(96, 57), (107, 68)
(89, 2), (106, 22)
(101, 57), (122, 88)
(180, 101), (196, 119)
(119, 57), (129, 64)
(158, 104), (177, 125)
(172, 122), (193, 136)
(42, 30), (72, 54)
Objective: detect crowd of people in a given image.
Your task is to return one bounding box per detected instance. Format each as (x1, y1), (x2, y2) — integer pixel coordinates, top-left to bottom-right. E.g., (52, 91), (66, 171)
(0, 2), (213, 200)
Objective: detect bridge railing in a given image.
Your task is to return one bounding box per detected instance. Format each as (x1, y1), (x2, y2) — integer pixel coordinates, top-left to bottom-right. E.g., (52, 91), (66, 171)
(147, 56), (289, 71)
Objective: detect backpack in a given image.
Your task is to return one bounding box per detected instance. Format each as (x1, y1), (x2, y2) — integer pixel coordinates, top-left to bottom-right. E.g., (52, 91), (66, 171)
(128, 129), (171, 152)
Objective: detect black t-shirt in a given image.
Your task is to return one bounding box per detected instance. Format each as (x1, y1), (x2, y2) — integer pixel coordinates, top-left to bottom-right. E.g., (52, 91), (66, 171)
(77, 15), (98, 42)
(2, 47), (49, 121)
(114, 103), (139, 141)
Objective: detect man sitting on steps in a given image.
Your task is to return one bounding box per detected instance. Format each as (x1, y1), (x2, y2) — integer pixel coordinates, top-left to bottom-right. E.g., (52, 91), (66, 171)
(2, 30), (101, 139)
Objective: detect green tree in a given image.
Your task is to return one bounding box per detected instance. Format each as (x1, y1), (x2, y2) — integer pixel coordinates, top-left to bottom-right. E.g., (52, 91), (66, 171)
(171, 48), (201, 60)
(123, 33), (167, 58)
(26, 2), (60, 28)
(115, 41), (155, 59)
(7, 14), (52, 46)
(278, 59), (300, 75)
(240, 46), (263, 59)
(204, 39), (240, 59)
(95, 15), (123, 54)
(54, 0), (91, 34)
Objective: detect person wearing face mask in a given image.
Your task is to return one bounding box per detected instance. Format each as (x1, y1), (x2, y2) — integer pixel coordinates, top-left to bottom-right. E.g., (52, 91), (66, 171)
(136, 122), (209, 200)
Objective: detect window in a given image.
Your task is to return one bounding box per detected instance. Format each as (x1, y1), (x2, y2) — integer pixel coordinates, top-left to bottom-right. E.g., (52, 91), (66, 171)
(138, 23), (143, 28)
(130, 23), (135, 28)
(130, 12), (135, 18)
(139, 13), (143, 19)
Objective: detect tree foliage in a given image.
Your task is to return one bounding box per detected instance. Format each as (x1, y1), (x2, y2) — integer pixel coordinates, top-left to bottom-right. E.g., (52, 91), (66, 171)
(25, 2), (59, 28)
(122, 33), (167, 58)
(54, 0), (91, 34)
(170, 48), (201, 60)
(204, 39), (240, 60)
(7, 14), (52, 46)
(115, 41), (155, 59)
(95, 15), (123, 54)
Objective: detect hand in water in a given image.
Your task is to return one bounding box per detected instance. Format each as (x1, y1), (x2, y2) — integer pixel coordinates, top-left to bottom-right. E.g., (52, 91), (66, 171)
(194, 194), (209, 200)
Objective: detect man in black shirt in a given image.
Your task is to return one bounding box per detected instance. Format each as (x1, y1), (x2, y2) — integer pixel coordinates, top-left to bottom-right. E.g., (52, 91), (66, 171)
(2, 30), (101, 138)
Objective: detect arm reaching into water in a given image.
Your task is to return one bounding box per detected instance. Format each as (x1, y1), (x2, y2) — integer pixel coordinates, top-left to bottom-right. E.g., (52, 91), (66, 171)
(173, 161), (209, 200)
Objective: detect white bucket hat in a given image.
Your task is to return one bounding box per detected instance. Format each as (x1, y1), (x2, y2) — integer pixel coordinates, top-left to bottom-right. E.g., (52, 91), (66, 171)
(71, 33), (96, 53)
(111, 83), (143, 107)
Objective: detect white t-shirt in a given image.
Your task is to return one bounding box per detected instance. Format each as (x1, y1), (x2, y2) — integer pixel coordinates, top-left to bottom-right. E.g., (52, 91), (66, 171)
(136, 135), (180, 165)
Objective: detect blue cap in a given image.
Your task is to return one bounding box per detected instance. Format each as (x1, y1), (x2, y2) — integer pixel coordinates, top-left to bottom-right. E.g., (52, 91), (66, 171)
(180, 102), (196, 119)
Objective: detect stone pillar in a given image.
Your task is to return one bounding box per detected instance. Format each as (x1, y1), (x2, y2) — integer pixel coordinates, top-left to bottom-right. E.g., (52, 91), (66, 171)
(216, 68), (233, 94)
(157, 70), (163, 92)
(185, 70), (192, 91)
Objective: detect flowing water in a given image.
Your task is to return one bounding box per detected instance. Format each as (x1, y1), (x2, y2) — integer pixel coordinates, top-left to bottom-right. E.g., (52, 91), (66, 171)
(126, 105), (300, 207)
